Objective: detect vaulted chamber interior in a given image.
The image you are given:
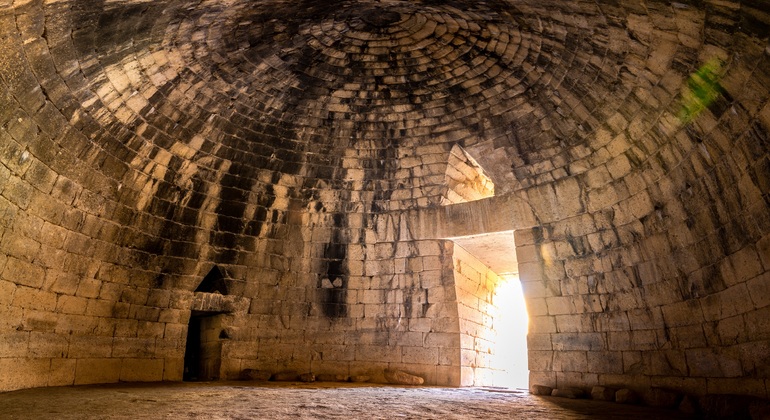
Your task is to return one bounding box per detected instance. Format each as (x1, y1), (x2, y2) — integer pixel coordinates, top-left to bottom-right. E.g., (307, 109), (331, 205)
(0, 0), (769, 403)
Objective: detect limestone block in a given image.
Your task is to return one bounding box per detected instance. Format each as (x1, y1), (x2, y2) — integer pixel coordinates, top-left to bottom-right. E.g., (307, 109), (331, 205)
(586, 351), (623, 375)
(527, 350), (554, 372)
(112, 337), (156, 358)
(163, 358), (184, 381)
(85, 299), (115, 317)
(552, 333), (604, 351)
(56, 295), (88, 315)
(23, 309), (59, 332)
(529, 316), (557, 334)
(49, 358), (76, 387)
(553, 351), (588, 372)
(551, 388), (586, 399)
(28, 332), (68, 358)
(0, 358), (50, 392)
(298, 373), (316, 382)
(74, 358), (121, 385)
(271, 371), (299, 381)
(435, 365), (461, 387)
(385, 368), (424, 385)
(401, 346), (438, 365)
(0, 234), (41, 265)
(3, 257), (46, 289)
(721, 246), (764, 287)
(615, 388), (639, 404)
(530, 384), (553, 395)
(120, 358), (164, 382)
(747, 272), (770, 309)
(316, 373), (348, 382)
(67, 335), (114, 358)
(591, 386), (617, 401)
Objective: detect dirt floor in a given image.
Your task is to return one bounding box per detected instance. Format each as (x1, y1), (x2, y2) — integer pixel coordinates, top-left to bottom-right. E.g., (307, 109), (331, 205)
(0, 381), (693, 419)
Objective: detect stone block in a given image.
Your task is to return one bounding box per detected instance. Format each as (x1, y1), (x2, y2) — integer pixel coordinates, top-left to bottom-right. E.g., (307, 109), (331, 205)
(0, 331), (30, 357)
(591, 386), (616, 401)
(74, 358), (121, 385)
(57, 295), (89, 315)
(112, 337), (156, 358)
(49, 358), (76, 387)
(530, 384), (553, 395)
(68, 335), (114, 358)
(434, 365), (460, 387)
(120, 358), (164, 382)
(299, 373), (316, 382)
(385, 368), (424, 385)
(271, 371), (299, 381)
(551, 387), (586, 399)
(615, 388), (639, 404)
(721, 246), (764, 287)
(747, 272), (770, 309)
(316, 373), (348, 382)
(546, 296), (574, 316)
(163, 358), (184, 381)
(0, 357), (50, 392)
(553, 351), (587, 372)
(586, 351), (623, 374)
(28, 332), (68, 358)
(3, 257), (45, 288)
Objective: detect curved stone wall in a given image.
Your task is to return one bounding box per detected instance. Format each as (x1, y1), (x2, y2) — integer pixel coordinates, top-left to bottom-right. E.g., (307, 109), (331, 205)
(0, 0), (768, 398)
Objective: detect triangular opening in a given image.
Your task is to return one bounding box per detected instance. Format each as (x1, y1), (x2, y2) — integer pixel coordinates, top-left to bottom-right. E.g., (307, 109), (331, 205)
(195, 266), (229, 295)
(441, 144), (495, 205)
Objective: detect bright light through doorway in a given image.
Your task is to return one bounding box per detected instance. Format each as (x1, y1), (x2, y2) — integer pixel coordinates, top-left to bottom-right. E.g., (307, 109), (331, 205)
(494, 275), (529, 389)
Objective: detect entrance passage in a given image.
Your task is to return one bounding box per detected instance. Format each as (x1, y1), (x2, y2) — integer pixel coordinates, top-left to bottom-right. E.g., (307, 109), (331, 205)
(493, 275), (529, 389)
(184, 312), (225, 381)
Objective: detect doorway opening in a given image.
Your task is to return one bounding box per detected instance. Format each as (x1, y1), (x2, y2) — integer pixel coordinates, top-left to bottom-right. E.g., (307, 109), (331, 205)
(450, 232), (529, 388)
(184, 311), (227, 381)
(492, 274), (529, 389)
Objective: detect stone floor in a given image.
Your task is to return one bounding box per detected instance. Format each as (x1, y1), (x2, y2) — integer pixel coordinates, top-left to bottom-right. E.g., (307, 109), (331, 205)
(0, 382), (693, 419)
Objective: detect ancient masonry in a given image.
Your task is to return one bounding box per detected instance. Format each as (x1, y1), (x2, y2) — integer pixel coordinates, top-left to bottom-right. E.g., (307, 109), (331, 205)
(0, 0), (769, 407)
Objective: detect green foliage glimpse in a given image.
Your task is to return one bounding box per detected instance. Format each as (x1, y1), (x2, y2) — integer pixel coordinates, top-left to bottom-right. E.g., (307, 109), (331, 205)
(678, 58), (725, 124)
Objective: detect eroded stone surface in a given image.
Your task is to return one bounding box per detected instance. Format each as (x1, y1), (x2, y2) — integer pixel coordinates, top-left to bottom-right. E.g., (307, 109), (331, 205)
(616, 389), (640, 405)
(384, 369), (425, 386)
(551, 388), (586, 399)
(591, 386), (616, 402)
(531, 385), (554, 396)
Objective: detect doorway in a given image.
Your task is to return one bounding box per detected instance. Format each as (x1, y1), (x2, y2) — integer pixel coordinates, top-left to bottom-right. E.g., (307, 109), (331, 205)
(493, 274), (529, 389)
(184, 312), (225, 381)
